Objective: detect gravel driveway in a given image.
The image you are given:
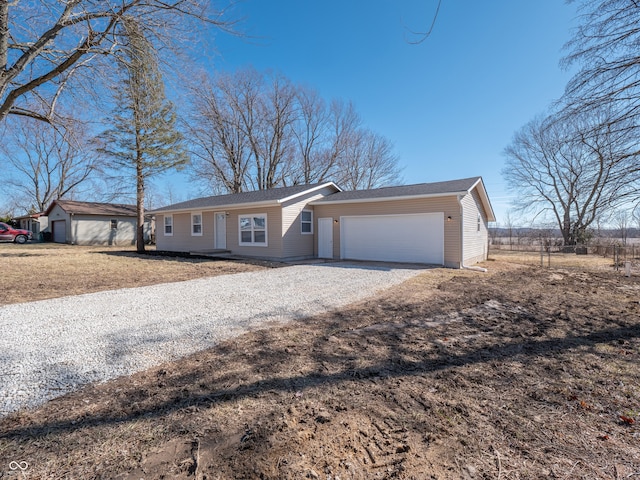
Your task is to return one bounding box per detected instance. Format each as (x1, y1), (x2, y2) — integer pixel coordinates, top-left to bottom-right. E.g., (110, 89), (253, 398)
(0, 262), (424, 417)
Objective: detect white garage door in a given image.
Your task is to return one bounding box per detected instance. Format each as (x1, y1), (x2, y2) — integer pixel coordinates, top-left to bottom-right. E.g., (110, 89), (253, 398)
(52, 220), (66, 243)
(341, 213), (444, 264)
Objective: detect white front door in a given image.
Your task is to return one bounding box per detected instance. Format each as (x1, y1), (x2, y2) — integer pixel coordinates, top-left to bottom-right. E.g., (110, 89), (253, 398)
(215, 212), (227, 249)
(318, 217), (333, 259)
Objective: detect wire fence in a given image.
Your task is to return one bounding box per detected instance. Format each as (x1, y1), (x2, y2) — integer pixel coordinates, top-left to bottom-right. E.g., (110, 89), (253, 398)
(489, 242), (639, 275)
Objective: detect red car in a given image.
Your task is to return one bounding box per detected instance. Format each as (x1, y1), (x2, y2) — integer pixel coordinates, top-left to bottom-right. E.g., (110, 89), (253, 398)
(0, 222), (33, 244)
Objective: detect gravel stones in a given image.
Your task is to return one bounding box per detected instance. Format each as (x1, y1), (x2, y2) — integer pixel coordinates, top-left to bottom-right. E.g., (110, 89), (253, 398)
(0, 263), (423, 417)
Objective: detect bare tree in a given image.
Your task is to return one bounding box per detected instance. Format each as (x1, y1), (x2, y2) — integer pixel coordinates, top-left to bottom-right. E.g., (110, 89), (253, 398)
(563, 1), (640, 125)
(1, 116), (100, 212)
(503, 110), (636, 245)
(250, 73), (297, 190)
(337, 129), (402, 190)
(188, 76), (252, 193)
(0, 0), (233, 124)
(613, 210), (630, 246)
(289, 93), (358, 185)
(561, 0), (640, 193)
(187, 69), (402, 193)
(503, 210), (516, 250)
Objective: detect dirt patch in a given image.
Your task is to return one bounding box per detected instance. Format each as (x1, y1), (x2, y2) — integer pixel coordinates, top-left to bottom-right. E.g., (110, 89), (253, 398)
(0, 243), (280, 305)
(1, 259), (639, 479)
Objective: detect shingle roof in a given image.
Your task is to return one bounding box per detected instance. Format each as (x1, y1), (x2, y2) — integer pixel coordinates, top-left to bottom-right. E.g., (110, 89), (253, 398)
(45, 200), (137, 216)
(311, 177), (482, 203)
(151, 182), (339, 213)
(310, 176), (495, 222)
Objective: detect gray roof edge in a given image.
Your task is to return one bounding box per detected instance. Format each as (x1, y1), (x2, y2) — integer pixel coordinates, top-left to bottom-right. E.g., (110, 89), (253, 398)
(309, 177), (482, 204)
(309, 190), (468, 205)
(150, 182), (339, 214)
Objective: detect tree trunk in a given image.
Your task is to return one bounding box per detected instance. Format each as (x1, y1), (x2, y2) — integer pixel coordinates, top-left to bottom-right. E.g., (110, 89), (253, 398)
(136, 155), (145, 253)
(0, 0), (8, 73)
(562, 208), (572, 245)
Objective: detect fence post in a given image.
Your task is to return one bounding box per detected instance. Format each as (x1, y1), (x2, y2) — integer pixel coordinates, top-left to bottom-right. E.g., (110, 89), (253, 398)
(540, 240), (544, 268)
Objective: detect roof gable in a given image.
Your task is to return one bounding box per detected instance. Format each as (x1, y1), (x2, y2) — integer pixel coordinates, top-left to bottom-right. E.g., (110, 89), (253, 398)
(152, 182), (340, 213)
(44, 200), (137, 217)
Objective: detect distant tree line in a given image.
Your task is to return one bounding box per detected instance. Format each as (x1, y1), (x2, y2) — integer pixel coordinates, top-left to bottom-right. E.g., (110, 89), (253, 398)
(503, 0), (640, 246)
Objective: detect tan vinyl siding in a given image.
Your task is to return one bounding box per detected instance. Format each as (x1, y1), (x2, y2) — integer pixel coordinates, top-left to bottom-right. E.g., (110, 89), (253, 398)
(281, 185), (338, 259)
(227, 206), (283, 258)
(157, 207), (283, 257)
(72, 216), (136, 246)
(156, 212), (216, 251)
(314, 196), (461, 267)
(461, 189), (489, 265)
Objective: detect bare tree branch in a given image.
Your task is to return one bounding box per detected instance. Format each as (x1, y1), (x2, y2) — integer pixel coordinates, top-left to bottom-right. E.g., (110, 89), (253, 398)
(0, 0), (237, 123)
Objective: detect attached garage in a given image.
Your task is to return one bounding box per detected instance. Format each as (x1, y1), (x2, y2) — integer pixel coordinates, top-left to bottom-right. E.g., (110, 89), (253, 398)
(340, 213), (444, 264)
(311, 177), (496, 268)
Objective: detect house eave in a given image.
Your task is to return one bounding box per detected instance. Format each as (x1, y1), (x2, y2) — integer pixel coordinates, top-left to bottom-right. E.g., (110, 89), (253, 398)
(152, 199), (280, 215)
(469, 178), (496, 222)
(308, 191), (468, 206)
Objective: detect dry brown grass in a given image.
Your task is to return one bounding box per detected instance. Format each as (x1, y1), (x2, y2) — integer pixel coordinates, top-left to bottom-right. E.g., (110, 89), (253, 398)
(490, 248), (620, 269)
(1, 259), (639, 479)
(1, 245), (639, 479)
(0, 243), (277, 305)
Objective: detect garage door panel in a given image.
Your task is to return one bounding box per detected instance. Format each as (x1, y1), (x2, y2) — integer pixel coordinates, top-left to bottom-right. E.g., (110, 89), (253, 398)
(341, 213), (443, 264)
(52, 220), (66, 243)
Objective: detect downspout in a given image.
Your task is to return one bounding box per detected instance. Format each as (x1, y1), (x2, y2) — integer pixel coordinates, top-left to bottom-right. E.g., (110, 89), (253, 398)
(70, 212), (74, 245)
(456, 194), (487, 273)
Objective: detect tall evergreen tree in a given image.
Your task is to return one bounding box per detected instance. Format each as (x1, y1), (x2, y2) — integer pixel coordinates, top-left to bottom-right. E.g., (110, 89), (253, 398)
(99, 17), (187, 253)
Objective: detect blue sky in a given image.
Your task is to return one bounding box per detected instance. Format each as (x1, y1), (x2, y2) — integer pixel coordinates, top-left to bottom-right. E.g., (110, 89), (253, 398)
(170, 0), (576, 225)
(0, 1), (578, 223)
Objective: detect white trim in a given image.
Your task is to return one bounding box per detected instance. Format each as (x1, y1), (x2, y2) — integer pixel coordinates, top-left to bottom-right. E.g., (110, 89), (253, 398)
(238, 213), (268, 247)
(163, 214), (173, 236)
(277, 182), (341, 203)
(191, 212), (203, 236)
(309, 191), (469, 206)
(153, 200), (277, 215)
(301, 209), (313, 235)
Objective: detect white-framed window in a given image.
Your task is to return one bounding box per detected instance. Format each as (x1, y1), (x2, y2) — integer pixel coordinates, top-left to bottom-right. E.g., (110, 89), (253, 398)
(164, 214), (173, 236)
(239, 214), (267, 246)
(110, 219), (118, 230)
(477, 213), (481, 232)
(301, 210), (313, 234)
(191, 212), (203, 236)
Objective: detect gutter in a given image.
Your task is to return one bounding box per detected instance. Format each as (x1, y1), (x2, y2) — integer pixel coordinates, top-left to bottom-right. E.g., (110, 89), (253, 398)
(151, 199), (280, 215)
(309, 191), (468, 206)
